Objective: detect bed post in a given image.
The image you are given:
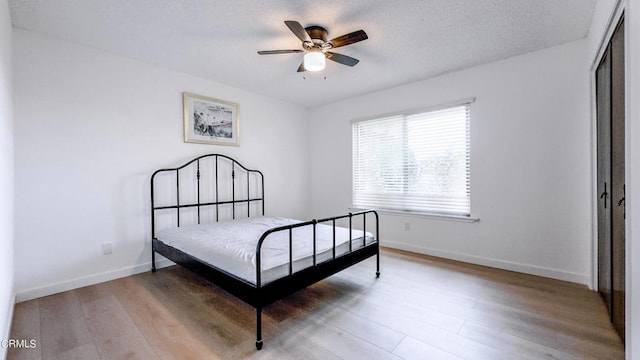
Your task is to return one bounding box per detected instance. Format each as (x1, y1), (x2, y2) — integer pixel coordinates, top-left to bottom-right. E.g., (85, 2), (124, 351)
(256, 307), (263, 350)
(151, 171), (157, 273)
(376, 249), (380, 278)
(255, 237), (263, 350)
(151, 249), (157, 273)
(375, 211), (380, 278)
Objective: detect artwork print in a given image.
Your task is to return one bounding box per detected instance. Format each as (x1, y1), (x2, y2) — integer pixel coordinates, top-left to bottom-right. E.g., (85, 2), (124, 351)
(183, 93), (239, 146)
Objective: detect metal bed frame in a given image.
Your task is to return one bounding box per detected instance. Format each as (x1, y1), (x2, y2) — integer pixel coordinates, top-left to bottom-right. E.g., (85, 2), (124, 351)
(150, 154), (380, 350)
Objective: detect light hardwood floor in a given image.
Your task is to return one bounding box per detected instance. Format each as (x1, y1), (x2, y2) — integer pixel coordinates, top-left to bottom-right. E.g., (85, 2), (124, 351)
(8, 248), (624, 360)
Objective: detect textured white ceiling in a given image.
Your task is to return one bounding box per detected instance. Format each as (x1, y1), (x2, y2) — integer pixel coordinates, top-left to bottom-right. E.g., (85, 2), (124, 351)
(9, 0), (597, 108)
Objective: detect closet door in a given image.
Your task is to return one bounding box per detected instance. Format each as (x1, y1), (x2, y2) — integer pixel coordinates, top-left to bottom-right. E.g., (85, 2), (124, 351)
(596, 45), (612, 316)
(596, 16), (625, 343)
(610, 19), (625, 342)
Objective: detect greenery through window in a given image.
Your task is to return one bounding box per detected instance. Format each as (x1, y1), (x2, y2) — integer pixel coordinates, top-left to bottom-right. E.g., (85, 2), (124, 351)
(352, 103), (471, 216)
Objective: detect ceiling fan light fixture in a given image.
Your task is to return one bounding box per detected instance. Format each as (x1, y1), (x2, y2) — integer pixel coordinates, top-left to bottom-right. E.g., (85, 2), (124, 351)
(258, 21), (367, 73)
(304, 51), (325, 71)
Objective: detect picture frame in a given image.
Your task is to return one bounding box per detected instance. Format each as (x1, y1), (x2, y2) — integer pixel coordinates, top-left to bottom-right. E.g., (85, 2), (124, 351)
(183, 92), (240, 146)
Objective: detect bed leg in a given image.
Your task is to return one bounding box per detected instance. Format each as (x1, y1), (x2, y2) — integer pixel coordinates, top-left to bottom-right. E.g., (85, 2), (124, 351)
(255, 307), (263, 350)
(151, 250), (157, 273)
(376, 251), (380, 278)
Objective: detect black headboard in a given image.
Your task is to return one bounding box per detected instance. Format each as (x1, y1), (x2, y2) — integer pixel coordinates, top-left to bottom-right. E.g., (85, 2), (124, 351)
(150, 154), (265, 239)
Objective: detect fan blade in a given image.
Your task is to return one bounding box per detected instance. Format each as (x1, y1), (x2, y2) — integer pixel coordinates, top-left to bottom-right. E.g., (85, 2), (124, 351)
(329, 30), (368, 48)
(326, 52), (360, 67)
(297, 62), (306, 72)
(257, 50), (304, 55)
(285, 20), (312, 43)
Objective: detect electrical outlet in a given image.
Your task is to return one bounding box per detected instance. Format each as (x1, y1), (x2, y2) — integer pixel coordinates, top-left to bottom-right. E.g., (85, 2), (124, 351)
(404, 222), (411, 231)
(102, 242), (113, 255)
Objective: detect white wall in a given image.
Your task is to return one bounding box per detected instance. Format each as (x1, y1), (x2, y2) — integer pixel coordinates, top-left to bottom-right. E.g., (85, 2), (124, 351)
(12, 29), (310, 300)
(309, 40), (592, 284)
(0, 0), (14, 356)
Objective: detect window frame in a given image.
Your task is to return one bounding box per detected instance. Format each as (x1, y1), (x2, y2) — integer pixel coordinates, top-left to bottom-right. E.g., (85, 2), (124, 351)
(351, 98), (476, 220)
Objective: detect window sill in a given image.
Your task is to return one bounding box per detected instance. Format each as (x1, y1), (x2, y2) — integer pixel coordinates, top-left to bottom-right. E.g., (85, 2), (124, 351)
(350, 208), (479, 223)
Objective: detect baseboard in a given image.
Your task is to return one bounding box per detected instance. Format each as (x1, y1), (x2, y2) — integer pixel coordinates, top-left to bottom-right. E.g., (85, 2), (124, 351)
(15, 259), (174, 302)
(383, 241), (591, 286)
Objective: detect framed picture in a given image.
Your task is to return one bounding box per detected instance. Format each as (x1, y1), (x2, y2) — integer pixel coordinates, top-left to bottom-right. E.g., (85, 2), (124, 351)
(183, 92), (239, 146)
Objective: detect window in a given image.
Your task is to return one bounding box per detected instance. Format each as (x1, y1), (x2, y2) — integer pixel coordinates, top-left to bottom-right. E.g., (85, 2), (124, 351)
(352, 102), (471, 216)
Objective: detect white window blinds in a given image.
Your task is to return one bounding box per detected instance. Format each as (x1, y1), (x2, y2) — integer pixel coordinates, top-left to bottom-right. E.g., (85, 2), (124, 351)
(352, 104), (471, 216)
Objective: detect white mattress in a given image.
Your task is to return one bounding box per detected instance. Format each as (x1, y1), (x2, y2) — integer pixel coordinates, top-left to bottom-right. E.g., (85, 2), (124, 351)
(155, 216), (375, 285)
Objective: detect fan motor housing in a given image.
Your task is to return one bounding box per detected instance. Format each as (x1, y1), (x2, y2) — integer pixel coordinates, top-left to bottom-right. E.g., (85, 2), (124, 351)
(305, 26), (329, 44)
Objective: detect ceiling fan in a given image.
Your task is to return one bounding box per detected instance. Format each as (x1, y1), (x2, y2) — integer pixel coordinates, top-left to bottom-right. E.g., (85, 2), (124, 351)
(258, 20), (368, 72)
